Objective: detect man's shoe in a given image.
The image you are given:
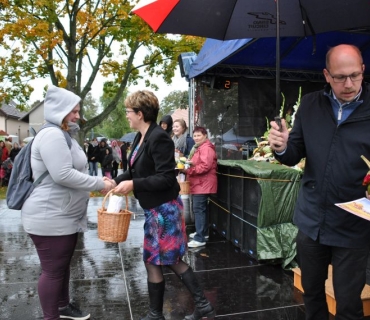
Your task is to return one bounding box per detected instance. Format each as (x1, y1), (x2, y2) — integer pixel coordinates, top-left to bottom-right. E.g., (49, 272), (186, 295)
(189, 232), (209, 240)
(59, 303), (90, 320)
(188, 240), (206, 248)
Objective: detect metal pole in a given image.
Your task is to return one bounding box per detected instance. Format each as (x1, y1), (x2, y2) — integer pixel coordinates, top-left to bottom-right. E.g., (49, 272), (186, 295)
(276, 0), (281, 115)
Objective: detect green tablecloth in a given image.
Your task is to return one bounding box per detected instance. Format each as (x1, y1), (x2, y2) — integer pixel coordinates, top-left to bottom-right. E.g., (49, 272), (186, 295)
(217, 160), (302, 268)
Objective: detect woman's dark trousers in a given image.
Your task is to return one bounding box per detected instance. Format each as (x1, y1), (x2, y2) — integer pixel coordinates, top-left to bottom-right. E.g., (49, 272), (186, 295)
(29, 233), (78, 320)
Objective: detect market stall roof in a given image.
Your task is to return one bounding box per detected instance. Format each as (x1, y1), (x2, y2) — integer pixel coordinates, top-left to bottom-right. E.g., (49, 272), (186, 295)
(189, 30), (370, 81)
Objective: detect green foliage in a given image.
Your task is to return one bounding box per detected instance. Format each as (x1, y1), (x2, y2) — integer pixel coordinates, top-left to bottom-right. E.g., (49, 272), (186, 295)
(82, 93), (99, 121)
(96, 81), (130, 139)
(158, 90), (188, 121)
(0, 0), (204, 134)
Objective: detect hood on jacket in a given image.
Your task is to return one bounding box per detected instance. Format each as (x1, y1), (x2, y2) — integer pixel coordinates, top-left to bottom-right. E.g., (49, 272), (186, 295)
(44, 85), (81, 126)
(159, 115), (173, 134)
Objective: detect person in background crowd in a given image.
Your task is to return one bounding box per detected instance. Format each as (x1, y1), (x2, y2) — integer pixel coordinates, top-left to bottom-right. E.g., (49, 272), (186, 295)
(21, 85), (113, 320)
(180, 127), (217, 248)
(87, 138), (99, 176)
(268, 44), (370, 320)
(120, 141), (128, 172)
(110, 140), (121, 178)
(159, 114), (173, 136)
(10, 142), (21, 162)
(0, 140), (7, 185)
(1, 140), (9, 163)
(5, 137), (12, 153)
(102, 147), (113, 179)
(108, 90), (215, 320)
(83, 139), (89, 155)
(172, 119), (195, 158)
(98, 139), (110, 176)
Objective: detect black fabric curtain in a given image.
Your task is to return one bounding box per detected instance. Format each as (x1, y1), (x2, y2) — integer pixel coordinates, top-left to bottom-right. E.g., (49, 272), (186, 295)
(238, 77), (324, 137)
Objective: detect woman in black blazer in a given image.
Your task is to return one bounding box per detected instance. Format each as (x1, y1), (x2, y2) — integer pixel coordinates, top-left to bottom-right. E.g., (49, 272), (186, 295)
(110, 90), (215, 320)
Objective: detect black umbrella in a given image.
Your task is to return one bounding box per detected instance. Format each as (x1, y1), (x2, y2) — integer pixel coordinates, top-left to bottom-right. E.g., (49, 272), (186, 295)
(119, 132), (137, 143)
(132, 0), (370, 112)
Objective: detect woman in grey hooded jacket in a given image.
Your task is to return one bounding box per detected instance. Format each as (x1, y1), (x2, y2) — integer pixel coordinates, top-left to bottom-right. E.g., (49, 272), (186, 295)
(21, 85), (112, 320)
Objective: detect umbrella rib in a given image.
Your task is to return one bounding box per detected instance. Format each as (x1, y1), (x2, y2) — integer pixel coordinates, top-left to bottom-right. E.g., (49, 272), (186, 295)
(222, 0), (239, 40)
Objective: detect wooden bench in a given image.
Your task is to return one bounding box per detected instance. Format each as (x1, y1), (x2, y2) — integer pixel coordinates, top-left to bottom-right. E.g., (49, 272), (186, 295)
(292, 266), (370, 316)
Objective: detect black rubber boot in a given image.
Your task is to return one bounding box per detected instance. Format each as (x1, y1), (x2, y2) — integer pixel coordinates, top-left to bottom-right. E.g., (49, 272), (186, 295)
(180, 268), (215, 320)
(141, 281), (166, 320)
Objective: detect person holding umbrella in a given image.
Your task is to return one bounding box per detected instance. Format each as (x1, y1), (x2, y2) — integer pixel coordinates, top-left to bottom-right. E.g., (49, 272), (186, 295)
(269, 44), (370, 319)
(108, 90), (215, 320)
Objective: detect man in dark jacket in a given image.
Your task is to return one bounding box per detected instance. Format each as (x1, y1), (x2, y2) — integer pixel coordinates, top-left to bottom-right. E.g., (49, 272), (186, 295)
(98, 139), (110, 176)
(87, 138), (99, 176)
(269, 44), (370, 319)
(120, 141), (128, 172)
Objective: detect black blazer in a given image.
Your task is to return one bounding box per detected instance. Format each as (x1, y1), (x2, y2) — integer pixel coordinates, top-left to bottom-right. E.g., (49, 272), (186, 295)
(114, 122), (180, 209)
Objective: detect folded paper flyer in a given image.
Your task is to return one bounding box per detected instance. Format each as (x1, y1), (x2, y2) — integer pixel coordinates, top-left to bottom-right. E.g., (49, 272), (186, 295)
(335, 197), (370, 221)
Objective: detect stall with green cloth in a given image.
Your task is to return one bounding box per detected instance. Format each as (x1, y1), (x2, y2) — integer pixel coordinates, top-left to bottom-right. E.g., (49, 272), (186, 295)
(209, 159), (302, 268)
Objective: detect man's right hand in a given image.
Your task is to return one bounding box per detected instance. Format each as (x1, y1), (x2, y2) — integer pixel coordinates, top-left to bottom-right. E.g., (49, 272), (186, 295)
(268, 118), (289, 153)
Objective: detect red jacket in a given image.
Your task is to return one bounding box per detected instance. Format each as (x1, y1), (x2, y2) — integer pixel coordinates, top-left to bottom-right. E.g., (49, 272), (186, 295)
(1, 146), (9, 162)
(187, 140), (217, 194)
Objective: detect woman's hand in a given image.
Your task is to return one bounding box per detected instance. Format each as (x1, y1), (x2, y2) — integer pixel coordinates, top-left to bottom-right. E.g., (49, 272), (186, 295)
(101, 179), (116, 194)
(114, 180), (134, 194)
(175, 149), (184, 158)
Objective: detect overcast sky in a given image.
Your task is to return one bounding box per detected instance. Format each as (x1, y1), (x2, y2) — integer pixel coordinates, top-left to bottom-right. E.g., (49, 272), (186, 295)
(28, 67), (189, 105)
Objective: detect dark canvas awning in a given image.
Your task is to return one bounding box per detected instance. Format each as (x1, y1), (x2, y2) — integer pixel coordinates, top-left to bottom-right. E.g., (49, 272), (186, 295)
(189, 31), (370, 81)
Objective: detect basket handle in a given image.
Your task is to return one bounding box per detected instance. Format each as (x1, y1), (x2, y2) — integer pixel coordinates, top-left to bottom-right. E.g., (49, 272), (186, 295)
(101, 189), (129, 211)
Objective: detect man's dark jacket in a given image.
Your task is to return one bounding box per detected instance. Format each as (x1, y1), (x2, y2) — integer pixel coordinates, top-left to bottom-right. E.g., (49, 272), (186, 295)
(114, 122), (180, 209)
(275, 83), (370, 248)
(87, 143), (99, 163)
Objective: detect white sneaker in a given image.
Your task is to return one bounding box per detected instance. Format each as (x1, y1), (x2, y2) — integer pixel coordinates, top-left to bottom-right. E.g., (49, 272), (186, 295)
(189, 232), (209, 240)
(188, 240), (206, 248)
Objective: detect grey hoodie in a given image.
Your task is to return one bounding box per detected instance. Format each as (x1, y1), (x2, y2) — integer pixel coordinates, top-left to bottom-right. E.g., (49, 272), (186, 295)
(21, 85), (105, 236)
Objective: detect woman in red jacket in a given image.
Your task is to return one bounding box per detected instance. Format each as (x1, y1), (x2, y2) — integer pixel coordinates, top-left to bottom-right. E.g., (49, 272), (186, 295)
(183, 127), (217, 248)
(0, 140), (9, 163)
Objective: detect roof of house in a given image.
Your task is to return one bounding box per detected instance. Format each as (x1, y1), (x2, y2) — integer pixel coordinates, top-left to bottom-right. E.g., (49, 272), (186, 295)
(19, 100), (44, 122)
(170, 108), (189, 126)
(0, 100), (27, 119)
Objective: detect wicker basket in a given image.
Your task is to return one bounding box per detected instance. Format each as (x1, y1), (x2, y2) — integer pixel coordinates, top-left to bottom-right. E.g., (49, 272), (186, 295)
(97, 190), (132, 243)
(179, 181), (190, 195)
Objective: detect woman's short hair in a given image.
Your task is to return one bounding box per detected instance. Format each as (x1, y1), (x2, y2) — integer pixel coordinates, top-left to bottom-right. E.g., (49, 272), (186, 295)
(193, 126), (207, 136)
(173, 119), (188, 133)
(125, 90), (159, 123)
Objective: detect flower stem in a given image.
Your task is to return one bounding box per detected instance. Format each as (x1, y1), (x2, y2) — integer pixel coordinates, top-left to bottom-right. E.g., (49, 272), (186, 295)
(361, 155), (370, 169)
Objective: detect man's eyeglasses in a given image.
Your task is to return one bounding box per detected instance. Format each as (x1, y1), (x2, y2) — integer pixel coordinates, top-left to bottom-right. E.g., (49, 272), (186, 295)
(327, 70), (364, 83)
(124, 109), (137, 114)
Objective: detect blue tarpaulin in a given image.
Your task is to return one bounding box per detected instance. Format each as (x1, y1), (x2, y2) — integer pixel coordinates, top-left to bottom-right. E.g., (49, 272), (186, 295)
(189, 31), (370, 79)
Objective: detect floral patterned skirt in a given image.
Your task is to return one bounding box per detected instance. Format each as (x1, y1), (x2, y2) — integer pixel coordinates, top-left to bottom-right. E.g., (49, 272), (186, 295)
(143, 196), (187, 265)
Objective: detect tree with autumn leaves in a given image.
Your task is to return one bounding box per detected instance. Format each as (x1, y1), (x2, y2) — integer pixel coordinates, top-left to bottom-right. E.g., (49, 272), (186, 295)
(0, 0), (203, 140)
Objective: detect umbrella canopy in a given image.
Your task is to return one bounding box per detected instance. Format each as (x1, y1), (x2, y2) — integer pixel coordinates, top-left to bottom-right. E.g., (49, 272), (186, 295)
(133, 0), (370, 112)
(119, 132), (137, 143)
(132, 0), (370, 39)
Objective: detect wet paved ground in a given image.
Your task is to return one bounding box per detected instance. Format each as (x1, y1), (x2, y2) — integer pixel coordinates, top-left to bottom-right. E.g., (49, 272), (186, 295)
(0, 193), (310, 320)
(3, 163), (370, 320)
